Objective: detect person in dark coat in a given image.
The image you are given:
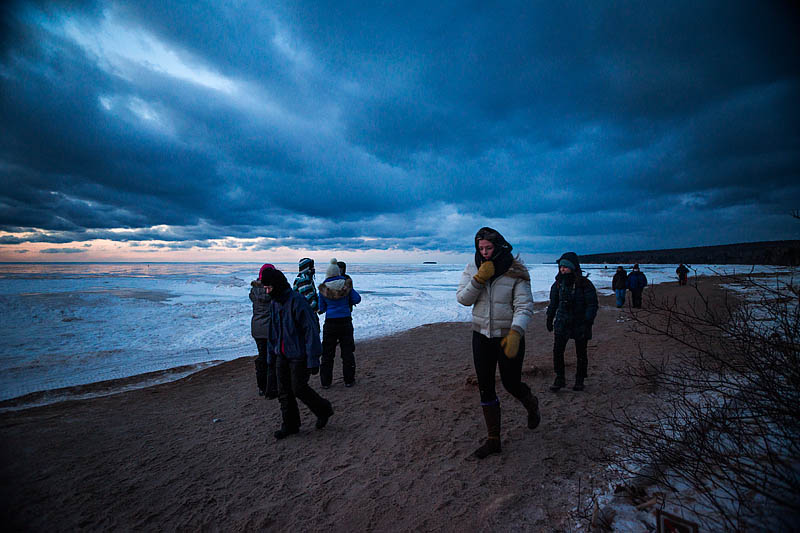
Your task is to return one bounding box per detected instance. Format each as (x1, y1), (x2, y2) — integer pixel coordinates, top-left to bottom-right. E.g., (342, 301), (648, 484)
(250, 263), (277, 398)
(318, 258), (362, 388)
(261, 268), (333, 440)
(676, 263), (690, 286)
(612, 266), (627, 308)
(546, 252), (598, 392)
(626, 264), (648, 308)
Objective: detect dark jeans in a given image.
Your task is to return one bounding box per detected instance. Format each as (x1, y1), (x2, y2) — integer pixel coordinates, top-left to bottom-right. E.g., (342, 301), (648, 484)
(321, 317), (356, 386)
(254, 338), (277, 398)
(472, 331), (531, 405)
(631, 288), (643, 308)
(276, 355), (330, 430)
(614, 289), (626, 308)
(553, 334), (588, 379)
(678, 274), (688, 286)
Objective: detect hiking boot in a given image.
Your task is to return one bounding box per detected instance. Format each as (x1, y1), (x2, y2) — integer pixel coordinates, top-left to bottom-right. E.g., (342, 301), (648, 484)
(473, 437), (501, 459)
(550, 375), (566, 392)
(473, 403), (501, 459)
(274, 426), (299, 440)
(521, 392), (541, 429)
(572, 376), (585, 391)
(344, 382), (354, 388)
(316, 402), (334, 430)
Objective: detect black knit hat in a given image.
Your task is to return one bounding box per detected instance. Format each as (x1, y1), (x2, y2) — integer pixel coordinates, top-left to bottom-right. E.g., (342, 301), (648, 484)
(259, 268), (290, 295)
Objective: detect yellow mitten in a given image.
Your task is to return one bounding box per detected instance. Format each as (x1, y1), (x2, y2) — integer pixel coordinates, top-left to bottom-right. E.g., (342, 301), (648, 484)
(500, 330), (521, 358)
(473, 261), (495, 284)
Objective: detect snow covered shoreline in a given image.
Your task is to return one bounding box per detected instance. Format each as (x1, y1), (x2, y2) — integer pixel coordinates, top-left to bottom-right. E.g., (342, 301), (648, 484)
(0, 263), (785, 405)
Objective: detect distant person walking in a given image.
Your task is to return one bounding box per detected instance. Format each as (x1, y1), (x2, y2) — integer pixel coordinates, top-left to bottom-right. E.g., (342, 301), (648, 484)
(250, 263), (277, 398)
(318, 258), (361, 389)
(626, 264), (648, 308)
(456, 227), (540, 460)
(612, 266), (627, 308)
(676, 263), (690, 286)
(293, 258), (319, 314)
(546, 252), (598, 392)
(261, 268), (333, 439)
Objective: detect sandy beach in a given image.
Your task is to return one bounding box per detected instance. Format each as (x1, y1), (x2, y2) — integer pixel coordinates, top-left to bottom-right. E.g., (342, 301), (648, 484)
(0, 278), (733, 531)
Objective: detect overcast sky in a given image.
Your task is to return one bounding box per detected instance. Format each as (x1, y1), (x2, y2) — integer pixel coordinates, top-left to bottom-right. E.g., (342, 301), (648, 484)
(1, 1), (798, 263)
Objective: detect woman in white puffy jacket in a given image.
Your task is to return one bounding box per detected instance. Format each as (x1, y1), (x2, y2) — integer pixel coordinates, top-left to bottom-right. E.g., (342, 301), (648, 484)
(456, 227), (540, 459)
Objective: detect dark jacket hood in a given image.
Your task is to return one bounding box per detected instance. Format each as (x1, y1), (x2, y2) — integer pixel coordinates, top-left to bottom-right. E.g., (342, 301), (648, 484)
(555, 252), (588, 284)
(259, 268), (291, 301)
(474, 226), (514, 280)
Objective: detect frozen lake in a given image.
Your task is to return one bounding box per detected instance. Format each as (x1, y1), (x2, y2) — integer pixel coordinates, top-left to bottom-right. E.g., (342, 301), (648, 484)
(0, 261), (781, 401)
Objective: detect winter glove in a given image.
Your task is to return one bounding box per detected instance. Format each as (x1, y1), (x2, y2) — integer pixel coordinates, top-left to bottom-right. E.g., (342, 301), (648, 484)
(473, 261), (495, 285)
(309, 366), (319, 375)
(500, 329), (521, 359)
(546, 316), (554, 332)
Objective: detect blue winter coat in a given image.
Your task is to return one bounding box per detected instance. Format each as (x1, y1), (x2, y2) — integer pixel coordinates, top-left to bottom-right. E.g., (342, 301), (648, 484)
(627, 271), (648, 290)
(318, 276), (361, 319)
(267, 288), (322, 369)
(546, 274), (598, 340)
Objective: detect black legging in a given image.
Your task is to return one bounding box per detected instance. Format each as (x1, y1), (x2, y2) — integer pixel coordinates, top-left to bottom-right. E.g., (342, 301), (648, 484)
(472, 331), (531, 405)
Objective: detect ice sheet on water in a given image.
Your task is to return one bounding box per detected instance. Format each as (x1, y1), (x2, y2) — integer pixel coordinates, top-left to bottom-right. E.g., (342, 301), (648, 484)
(0, 262), (782, 402)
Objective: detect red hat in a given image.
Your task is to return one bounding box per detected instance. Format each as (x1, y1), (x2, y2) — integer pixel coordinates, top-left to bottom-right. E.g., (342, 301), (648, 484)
(258, 263), (276, 281)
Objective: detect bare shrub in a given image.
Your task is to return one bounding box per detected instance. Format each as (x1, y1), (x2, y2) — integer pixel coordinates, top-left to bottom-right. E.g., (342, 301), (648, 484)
(598, 271), (800, 531)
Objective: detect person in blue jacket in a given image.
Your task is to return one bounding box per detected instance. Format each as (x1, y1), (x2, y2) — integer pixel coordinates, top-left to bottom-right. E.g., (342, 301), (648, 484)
(261, 267), (333, 440)
(626, 264), (648, 308)
(318, 258), (362, 388)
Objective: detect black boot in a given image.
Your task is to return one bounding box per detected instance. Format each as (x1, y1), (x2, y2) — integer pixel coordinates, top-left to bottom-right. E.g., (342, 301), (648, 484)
(572, 376), (585, 391)
(550, 375), (566, 392)
(473, 404), (501, 459)
(315, 401), (334, 429)
(521, 392), (541, 429)
(274, 425), (299, 440)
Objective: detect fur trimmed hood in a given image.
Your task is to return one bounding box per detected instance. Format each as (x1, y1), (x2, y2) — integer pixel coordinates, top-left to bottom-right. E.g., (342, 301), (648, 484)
(506, 258), (530, 281)
(319, 276), (352, 300)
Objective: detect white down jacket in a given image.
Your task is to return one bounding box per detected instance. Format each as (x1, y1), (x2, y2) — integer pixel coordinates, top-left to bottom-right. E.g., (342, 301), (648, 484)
(456, 260), (534, 338)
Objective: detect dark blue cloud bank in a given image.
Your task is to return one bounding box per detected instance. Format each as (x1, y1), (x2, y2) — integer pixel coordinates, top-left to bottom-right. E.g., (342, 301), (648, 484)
(1, 0), (798, 257)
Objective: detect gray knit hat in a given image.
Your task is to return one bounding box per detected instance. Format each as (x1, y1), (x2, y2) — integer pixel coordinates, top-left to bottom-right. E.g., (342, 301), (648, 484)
(325, 258), (341, 278)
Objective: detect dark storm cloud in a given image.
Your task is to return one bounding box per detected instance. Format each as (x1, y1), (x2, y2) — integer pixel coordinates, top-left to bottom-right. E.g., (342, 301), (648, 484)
(1, 0), (798, 256)
(40, 247), (87, 254)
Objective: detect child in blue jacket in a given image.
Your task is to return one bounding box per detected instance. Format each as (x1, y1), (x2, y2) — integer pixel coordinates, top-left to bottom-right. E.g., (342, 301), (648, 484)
(318, 258), (361, 388)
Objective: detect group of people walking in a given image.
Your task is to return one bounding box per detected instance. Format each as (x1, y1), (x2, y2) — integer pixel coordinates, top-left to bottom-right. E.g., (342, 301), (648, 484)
(248, 258), (359, 440)
(246, 227), (675, 460)
(611, 263), (648, 308)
